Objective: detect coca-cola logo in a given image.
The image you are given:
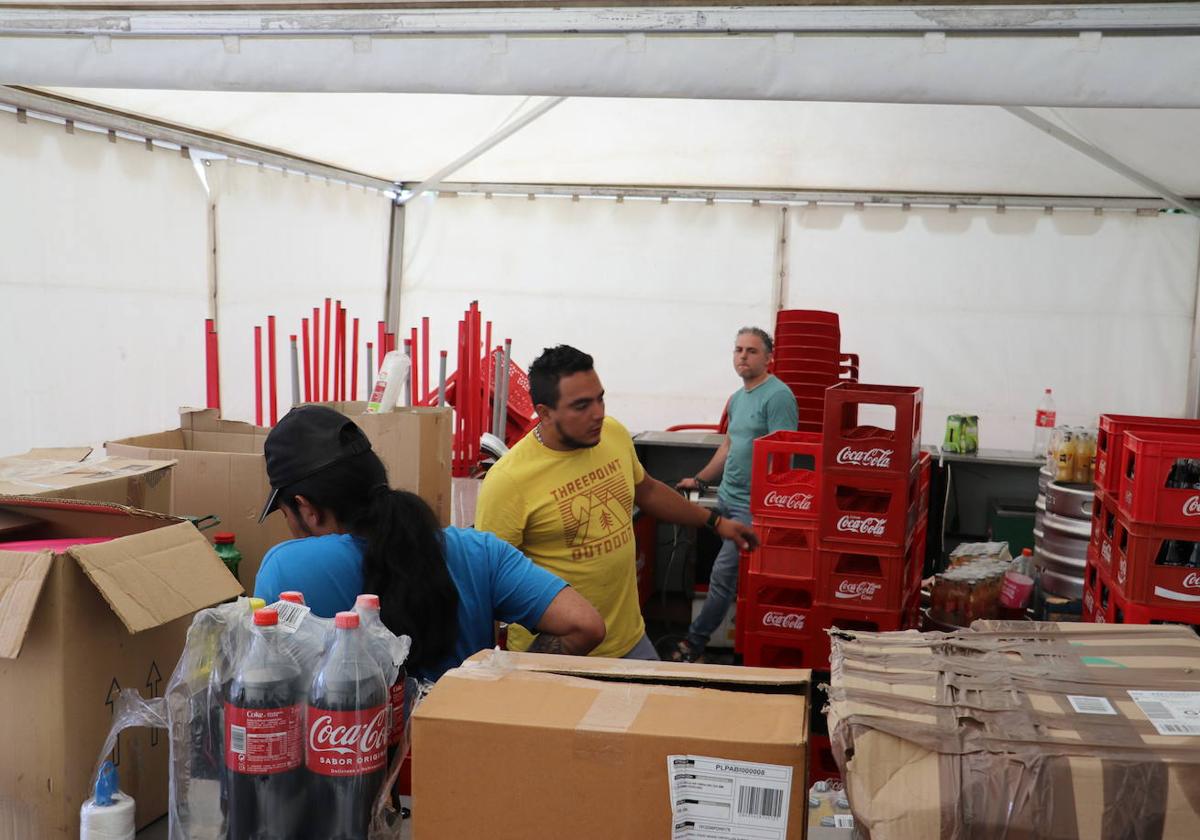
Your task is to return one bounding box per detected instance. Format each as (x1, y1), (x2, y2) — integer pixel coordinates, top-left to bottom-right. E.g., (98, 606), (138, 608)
(763, 491), (813, 511)
(1101, 542), (1111, 563)
(837, 515), (887, 537)
(762, 611), (806, 630)
(1184, 573), (1200, 589)
(1183, 496), (1200, 517)
(833, 580), (883, 601)
(1083, 589), (1094, 614)
(1118, 557), (1127, 585)
(308, 708), (388, 757)
(836, 447), (894, 469)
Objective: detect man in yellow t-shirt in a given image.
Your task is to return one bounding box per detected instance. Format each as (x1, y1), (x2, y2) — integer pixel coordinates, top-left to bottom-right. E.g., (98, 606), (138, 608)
(476, 345), (757, 659)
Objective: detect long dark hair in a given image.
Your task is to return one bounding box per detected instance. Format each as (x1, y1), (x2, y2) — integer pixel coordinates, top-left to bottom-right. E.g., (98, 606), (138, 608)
(281, 450), (459, 672)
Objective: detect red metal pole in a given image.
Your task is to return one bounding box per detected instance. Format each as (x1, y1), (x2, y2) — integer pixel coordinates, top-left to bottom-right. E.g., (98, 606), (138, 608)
(301, 317), (312, 402)
(403, 338), (412, 405)
(410, 326), (419, 406)
(333, 303), (342, 402)
(204, 319), (218, 409)
(377, 321), (387, 369)
(421, 316), (430, 405)
(341, 307), (349, 401)
(323, 298), (332, 401)
(267, 315), (278, 425)
(351, 318), (360, 401)
(254, 325), (263, 426)
(312, 306), (321, 403)
(211, 321), (221, 411)
(455, 318), (466, 475)
(483, 319), (493, 436)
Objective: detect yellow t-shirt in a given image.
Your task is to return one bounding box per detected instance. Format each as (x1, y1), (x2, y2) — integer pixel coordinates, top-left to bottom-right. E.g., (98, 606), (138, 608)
(475, 416), (647, 658)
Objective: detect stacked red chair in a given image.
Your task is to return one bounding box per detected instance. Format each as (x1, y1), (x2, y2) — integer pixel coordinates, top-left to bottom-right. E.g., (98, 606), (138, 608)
(739, 385), (928, 670)
(1084, 414), (1200, 625)
(771, 310), (858, 433)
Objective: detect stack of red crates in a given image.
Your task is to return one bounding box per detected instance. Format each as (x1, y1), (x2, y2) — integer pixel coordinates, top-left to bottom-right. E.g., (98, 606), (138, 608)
(771, 310), (859, 433)
(738, 385), (929, 671)
(1084, 414), (1200, 625)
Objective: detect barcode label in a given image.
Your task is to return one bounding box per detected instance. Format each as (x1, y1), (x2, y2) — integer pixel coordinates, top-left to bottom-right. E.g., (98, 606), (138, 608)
(1129, 690), (1200, 736)
(833, 815), (855, 829)
(737, 786), (783, 819)
(667, 755), (791, 840)
(1067, 695), (1117, 715)
(272, 601), (311, 634)
(230, 725), (246, 754)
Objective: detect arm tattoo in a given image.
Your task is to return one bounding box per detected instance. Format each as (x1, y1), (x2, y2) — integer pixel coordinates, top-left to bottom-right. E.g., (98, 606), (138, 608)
(527, 633), (568, 654)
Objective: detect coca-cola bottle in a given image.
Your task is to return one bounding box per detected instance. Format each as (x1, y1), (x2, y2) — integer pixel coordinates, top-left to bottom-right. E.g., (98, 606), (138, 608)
(306, 611), (389, 839)
(225, 607), (306, 840)
(354, 594), (407, 767)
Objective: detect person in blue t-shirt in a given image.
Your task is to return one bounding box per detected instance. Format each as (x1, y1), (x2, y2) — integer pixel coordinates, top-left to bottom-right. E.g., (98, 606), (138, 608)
(253, 404), (606, 682)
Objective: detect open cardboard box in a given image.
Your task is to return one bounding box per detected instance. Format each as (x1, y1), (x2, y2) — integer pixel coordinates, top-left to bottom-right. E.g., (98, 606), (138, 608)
(0, 447), (174, 513)
(107, 405), (451, 591)
(413, 650), (811, 840)
(0, 497), (243, 838)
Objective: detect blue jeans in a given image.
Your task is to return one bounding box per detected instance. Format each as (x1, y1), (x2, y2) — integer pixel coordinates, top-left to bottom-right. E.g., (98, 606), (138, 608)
(687, 500), (752, 651)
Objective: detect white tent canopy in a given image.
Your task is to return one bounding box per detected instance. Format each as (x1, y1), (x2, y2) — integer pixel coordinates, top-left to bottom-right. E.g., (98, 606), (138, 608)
(2, 3), (1199, 457)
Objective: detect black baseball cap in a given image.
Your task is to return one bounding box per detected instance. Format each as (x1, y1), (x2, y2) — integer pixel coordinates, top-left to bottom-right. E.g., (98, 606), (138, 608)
(258, 405), (372, 523)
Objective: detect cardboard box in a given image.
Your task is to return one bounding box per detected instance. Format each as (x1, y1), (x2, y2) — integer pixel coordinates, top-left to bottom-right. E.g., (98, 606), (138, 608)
(827, 623), (1200, 839)
(107, 406), (452, 590)
(413, 650), (810, 840)
(0, 448), (174, 513)
(0, 497), (243, 838)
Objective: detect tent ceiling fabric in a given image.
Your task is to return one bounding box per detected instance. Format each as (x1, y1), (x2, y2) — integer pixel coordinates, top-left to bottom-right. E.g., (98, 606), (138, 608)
(42, 88), (1200, 197)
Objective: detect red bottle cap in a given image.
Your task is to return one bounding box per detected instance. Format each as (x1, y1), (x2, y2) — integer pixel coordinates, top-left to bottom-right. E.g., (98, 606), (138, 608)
(214, 532), (236, 545)
(254, 608), (279, 627)
(356, 594), (381, 611)
(279, 591), (305, 605)
(335, 611), (360, 629)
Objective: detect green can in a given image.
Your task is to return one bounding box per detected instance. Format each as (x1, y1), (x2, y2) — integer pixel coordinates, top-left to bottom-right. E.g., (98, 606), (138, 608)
(943, 415), (965, 453)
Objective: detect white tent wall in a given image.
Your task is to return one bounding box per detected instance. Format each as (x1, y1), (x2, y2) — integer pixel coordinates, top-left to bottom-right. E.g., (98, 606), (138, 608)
(208, 161), (392, 424)
(784, 205), (1200, 450)
(400, 194), (779, 430)
(0, 114), (208, 457)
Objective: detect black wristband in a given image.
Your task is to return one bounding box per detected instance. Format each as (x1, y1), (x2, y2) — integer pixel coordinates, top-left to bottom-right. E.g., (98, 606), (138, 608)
(694, 476), (709, 493)
(705, 510), (721, 531)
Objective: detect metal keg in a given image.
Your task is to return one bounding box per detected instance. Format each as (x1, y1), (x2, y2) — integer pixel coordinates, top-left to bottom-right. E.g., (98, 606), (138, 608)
(1033, 478), (1092, 599)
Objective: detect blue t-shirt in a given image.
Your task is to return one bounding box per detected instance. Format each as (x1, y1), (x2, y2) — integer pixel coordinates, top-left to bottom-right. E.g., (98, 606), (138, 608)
(254, 527), (568, 681)
(720, 375), (799, 509)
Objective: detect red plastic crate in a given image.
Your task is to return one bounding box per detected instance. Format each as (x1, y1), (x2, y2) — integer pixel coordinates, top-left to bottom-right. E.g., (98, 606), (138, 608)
(775, 334), (841, 352)
(917, 451), (932, 517)
(1089, 490), (1118, 572)
(1107, 514), (1200, 608)
(1118, 430), (1200, 528)
(1085, 557), (1200, 625)
(751, 432), (822, 521)
(808, 734), (840, 784)
(776, 309), (840, 329)
(745, 518), (820, 583)
(823, 383), (924, 478)
(816, 537), (921, 612)
(1095, 414), (1200, 494)
(818, 467), (920, 550)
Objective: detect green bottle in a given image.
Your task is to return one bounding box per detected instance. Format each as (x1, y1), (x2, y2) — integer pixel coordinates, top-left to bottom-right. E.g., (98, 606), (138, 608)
(213, 532), (242, 579)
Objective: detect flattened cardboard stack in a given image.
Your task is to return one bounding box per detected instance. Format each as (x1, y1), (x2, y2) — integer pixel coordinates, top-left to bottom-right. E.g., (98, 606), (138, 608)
(827, 622), (1200, 840)
(0, 448), (174, 513)
(413, 651), (811, 840)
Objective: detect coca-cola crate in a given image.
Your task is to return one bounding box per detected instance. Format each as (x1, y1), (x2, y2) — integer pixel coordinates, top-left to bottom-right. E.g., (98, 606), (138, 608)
(1095, 414), (1200, 494)
(1089, 490), (1118, 572)
(745, 518), (819, 583)
(1106, 512), (1200, 609)
(776, 309), (840, 329)
(823, 383), (924, 478)
(918, 451), (932, 517)
(1118, 430), (1200, 529)
(751, 431), (821, 521)
(816, 536), (922, 612)
(818, 467), (920, 550)
(808, 734), (840, 784)
(1084, 557), (1200, 625)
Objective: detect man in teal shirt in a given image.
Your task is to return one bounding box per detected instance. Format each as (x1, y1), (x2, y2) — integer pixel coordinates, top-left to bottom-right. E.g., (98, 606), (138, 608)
(673, 327), (799, 661)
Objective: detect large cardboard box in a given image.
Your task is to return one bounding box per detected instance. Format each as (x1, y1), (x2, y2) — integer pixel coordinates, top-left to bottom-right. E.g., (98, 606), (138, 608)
(0, 497), (243, 838)
(413, 650), (810, 840)
(0, 448), (174, 513)
(107, 406), (452, 590)
(827, 623), (1200, 839)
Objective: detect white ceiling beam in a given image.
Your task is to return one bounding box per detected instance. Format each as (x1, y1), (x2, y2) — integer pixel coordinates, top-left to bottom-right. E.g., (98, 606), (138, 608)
(1003, 106), (1200, 217)
(3, 5), (1200, 36)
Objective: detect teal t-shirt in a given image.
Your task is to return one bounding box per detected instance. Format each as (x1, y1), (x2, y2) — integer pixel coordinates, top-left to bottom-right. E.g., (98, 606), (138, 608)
(719, 375), (799, 508)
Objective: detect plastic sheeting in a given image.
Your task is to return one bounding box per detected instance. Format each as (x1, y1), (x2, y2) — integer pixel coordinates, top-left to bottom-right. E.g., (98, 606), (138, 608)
(784, 204), (1200, 449)
(0, 114), (208, 457)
